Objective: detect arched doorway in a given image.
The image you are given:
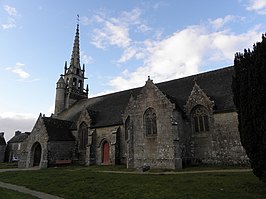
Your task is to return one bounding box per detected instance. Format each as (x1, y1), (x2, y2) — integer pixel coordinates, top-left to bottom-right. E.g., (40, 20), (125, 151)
(102, 141), (110, 164)
(32, 142), (42, 166)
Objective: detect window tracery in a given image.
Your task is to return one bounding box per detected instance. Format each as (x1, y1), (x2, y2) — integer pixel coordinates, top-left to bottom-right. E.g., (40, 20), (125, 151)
(79, 122), (88, 150)
(144, 108), (157, 136)
(191, 106), (210, 133)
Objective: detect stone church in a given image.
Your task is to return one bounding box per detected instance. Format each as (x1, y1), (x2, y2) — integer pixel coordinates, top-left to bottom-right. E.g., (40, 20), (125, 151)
(18, 24), (248, 169)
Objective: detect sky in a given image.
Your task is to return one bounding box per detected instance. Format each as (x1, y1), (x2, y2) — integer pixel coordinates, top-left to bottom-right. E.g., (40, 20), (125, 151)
(0, 0), (266, 141)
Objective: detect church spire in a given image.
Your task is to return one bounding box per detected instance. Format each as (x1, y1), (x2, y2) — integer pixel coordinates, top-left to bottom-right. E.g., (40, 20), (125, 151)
(69, 20), (81, 70)
(54, 16), (88, 115)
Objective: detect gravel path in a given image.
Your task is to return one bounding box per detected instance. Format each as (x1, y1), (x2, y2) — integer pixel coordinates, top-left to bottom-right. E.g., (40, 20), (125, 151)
(0, 181), (64, 199)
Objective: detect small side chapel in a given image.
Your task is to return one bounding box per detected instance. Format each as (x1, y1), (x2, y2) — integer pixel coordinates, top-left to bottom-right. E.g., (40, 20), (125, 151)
(18, 23), (248, 169)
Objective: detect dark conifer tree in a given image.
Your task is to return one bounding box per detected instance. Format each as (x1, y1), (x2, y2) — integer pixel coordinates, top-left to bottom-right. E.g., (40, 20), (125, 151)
(232, 34), (266, 182)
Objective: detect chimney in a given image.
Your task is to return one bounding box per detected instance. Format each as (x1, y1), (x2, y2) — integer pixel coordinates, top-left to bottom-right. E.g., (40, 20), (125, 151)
(0, 132), (4, 138)
(15, 131), (21, 136)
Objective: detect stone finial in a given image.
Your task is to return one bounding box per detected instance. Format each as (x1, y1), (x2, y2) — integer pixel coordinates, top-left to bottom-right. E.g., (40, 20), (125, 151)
(145, 76), (153, 85)
(15, 130), (21, 136)
(83, 64), (85, 76)
(86, 84), (89, 94)
(64, 61), (67, 75)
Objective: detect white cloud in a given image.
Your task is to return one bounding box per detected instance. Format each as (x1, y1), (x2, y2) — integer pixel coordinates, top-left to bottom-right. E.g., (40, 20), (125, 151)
(2, 5), (19, 29)
(89, 90), (115, 98)
(105, 21), (130, 47)
(81, 16), (90, 26)
(1, 112), (36, 120)
(108, 21), (262, 92)
(137, 24), (151, 33)
(4, 5), (18, 16)
(81, 51), (93, 65)
(48, 104), (54, 114)
(118, 47), (138, 63)
(1, 17), (16, 29)
(153, 2), (168, 10)
(118, 42), (148, 63)
(209, 28), (261, 61)
(0, 112), (37, 141)
(91, 20), (131, 49)
(110, 26), (207, 90)
(208, 15), (245, 30)
(6, 62), (30, 79)
(88, 9), (262, 95)
(247, 0), (266, 14)
(91, 8), (150, 49)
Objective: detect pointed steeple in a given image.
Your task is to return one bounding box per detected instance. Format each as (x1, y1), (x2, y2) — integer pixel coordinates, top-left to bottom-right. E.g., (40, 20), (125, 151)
(69, 23), (81, 70)
(54, 17), (89, 115)
(63, 22), (87, 94)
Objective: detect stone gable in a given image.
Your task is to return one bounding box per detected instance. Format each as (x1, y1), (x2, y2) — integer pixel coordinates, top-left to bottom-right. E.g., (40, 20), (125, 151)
(123, 77), (182, 169)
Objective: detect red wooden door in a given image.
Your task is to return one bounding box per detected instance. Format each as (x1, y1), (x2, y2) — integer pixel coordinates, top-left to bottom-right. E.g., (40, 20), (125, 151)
(102, 141), (110, 164)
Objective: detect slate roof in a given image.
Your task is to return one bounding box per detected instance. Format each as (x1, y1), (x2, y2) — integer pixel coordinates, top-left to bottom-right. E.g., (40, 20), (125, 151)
(157, 66), (235, 112)
(59, 66), (235, 128)
(8, 133), (29, 144)
(42, 117), (76, 141)
(86, 88), (142, 127)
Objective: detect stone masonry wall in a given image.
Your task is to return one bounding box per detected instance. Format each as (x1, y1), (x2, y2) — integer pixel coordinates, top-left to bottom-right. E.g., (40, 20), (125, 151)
(173, 110), (192, 165)
(124, 79), (182, 169)
(48, 141), (75, 165)
(19, 116), (49, 168)
(131, 106), (176, 169)
(119, 125), (126, 165)
(94, 125), (121, 165)
(0, 145), (6, 162)
(6, 143), (19, 162)
(210, 112), (249, 165)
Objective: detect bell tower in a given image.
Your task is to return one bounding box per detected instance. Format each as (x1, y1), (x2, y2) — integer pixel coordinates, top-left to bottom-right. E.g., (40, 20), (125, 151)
(54, 18), (88, 115)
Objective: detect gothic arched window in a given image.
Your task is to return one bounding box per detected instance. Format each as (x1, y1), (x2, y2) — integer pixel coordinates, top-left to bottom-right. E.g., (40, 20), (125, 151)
(73, 78), (77, 87)
(191, 106), (210, 133)
(79, 122), (88, 150)
(144, 108), (157, 136)
(78, 80), (82, 89)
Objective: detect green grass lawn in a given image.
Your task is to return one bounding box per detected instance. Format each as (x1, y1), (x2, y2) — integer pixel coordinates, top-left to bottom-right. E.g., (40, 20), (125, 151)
(0, 187), (37, 199)
(0, 166), (265, 199)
